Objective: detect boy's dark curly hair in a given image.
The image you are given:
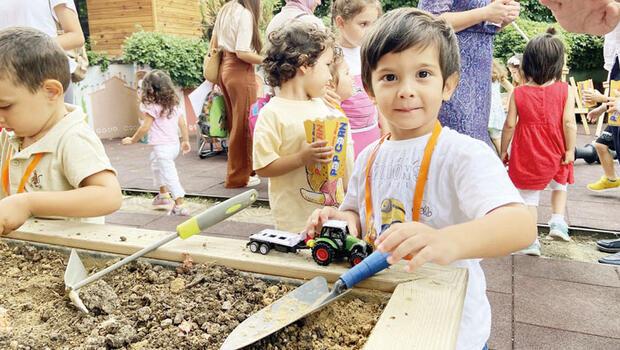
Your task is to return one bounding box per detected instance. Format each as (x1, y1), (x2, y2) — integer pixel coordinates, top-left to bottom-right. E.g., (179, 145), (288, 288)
(262, 21), (335, 88)
(141, 70), (179, 119)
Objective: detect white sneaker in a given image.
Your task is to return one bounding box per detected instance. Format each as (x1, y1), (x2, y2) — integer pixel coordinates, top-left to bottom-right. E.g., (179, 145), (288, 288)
(246, 175), (261, 187)
(515, 239), (541, 257)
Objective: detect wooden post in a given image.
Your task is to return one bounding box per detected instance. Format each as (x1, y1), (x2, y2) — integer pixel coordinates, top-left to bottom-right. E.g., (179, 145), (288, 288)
(569, 77), (591, 135)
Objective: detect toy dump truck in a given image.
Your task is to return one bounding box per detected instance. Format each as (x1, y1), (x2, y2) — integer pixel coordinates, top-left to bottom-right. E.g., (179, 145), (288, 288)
(246, 229), (307, 255)
(307, 220), (372, 267)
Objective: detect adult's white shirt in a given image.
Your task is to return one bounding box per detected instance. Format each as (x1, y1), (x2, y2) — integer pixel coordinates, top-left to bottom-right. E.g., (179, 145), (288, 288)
(265, 6), (324, 38)
(604, 22), (620, 72)
(0, 0), (78, 72)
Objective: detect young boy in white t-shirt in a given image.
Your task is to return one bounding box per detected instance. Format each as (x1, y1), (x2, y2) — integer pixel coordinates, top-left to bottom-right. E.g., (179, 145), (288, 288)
(0, 27), (122, 234)
(305, 9), (536, 350)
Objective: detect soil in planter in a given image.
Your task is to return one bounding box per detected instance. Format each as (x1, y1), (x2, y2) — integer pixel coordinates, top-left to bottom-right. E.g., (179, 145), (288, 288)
(0, 242), (388, 350)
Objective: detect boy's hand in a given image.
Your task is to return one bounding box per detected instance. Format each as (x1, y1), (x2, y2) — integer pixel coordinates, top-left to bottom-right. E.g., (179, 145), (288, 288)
(375, 222), (458, 273)
(606, 92), (619, 114)
(305, 206), (359, 238)
(562, 150), (575, 164)
(299, 140), (333, 167)
(0, 195), (32, 235)
(121, 137), (134, 145)
(181, 141), (191, 155)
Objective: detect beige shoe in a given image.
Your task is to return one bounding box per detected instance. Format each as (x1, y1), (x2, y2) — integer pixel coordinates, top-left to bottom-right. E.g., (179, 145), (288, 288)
(246, 175), (261, 187)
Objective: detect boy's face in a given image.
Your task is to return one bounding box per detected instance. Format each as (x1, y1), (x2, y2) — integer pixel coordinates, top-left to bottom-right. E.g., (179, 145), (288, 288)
(368, 44), (458, 140)
(303, 48), (334, 99)
(0, 78), (60, 138)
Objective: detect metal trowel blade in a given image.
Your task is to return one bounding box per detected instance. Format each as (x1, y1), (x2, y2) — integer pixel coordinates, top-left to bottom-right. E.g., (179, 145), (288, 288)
(64, 249), (89, 289)
(220, 276), (348, 350)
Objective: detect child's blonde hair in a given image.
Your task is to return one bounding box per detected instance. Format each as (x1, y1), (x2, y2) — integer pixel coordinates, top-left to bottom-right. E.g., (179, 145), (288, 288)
(331, 0), (382, 24)
(262, 21), (335, 87)
(492, 59), (508, 83)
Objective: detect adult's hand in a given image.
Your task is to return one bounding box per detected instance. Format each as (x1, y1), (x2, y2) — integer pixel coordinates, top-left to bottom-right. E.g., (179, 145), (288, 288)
(540, 0), (620, 35)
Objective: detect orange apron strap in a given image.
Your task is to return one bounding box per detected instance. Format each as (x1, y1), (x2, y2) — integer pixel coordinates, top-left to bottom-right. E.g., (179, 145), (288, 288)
(3, 152), (44, 196)
(17, 153), (44, 194)
(1, 145), (13, 196)
(364, 133), (390, 232)
(412, 122), (442, 221)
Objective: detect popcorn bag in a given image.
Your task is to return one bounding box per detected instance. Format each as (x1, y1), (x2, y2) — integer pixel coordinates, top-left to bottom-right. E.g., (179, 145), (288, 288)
(304, 117), (350, 187)
(577, 79), (596, 108)
(609, 81), (620, 126)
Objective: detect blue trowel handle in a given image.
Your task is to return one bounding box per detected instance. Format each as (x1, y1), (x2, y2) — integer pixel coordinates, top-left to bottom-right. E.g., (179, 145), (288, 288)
(338, 251), (391, 289)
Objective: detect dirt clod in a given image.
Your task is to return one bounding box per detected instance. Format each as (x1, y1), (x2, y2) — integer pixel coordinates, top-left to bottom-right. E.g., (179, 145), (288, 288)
(81, 280), (120, 315)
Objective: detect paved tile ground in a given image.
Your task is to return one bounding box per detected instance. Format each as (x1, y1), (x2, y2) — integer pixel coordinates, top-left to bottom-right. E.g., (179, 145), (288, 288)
(103, 125), (620, 232)
(103, 124), (620, 349)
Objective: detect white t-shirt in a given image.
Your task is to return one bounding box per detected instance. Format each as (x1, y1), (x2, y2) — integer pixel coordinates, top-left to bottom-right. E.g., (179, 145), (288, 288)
(604, 22), (620, 72)
(0, 0), (78, 72)
(340, 127), (524, 350)
(265, 7), (325, 38)
(214, 2), (255, 53)
(341, 46), (362, 76)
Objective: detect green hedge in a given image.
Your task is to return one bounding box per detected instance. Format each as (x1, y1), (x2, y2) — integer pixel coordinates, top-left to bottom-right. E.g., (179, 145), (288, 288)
(122, 31), (208, 89)
(493, 18), (604, 71)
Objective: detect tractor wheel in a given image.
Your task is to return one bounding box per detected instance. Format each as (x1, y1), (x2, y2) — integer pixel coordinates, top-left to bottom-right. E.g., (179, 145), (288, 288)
(349, 251), (367, 267)
(259, 243), (271, 255)
(249, 241), (260, 253)
(312, 243), (335, 266)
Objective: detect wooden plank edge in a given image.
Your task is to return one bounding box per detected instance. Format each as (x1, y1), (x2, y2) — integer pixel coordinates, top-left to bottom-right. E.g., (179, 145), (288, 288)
(7, 220), (468, 294)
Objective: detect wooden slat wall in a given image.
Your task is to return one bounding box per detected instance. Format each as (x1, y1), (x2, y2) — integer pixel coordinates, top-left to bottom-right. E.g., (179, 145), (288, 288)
(86, 0), (202, 57)
(154, 0), (203, 38)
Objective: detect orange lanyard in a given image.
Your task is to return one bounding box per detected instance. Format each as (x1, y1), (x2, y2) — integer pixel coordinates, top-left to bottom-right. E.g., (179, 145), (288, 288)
(364, 121), (442, 235)
(2, 149), (44, 196)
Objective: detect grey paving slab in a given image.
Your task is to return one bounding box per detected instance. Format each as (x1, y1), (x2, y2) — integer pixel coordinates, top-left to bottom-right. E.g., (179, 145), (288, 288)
(203, 220), (272, 239)
(105, 211), (159, 227)
(514, 255), (620, 287)
(141, 215), (187, 232)
(488, 292), (513, 350)
(103, 131), (620, 231)
(514, 323), (620, 350)
(482, 256), (513, 294)
(514, 275), (620, 337)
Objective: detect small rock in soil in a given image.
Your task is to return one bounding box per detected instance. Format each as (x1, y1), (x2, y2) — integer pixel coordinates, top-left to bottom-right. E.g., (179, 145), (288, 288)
(170, 278), (185, 293)
(81, 280), (119, 315)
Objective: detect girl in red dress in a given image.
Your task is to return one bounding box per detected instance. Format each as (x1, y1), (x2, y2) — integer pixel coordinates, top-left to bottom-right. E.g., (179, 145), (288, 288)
(500, 28), (577, 256)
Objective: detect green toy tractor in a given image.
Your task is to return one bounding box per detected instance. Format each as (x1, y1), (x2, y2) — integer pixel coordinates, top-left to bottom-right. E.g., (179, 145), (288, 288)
(307, 220), (372, 267)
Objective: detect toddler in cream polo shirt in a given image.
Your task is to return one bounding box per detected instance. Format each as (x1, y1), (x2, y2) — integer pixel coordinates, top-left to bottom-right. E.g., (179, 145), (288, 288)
(0, 27), (122, 234)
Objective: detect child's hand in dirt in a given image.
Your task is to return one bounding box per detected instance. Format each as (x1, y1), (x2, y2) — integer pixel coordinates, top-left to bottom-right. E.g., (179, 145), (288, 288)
(181, 141), (191, 155)
(121, 137), (134, 145)
(305, 206), (359, 239)
(375, 222), (458, 273)
(563, 149), (575, 164)
(0, 195), (32, 235)
(299, 140), (333, 167)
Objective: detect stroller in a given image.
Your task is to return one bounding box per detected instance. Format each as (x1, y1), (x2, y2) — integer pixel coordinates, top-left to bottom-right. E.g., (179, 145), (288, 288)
(197, 90), (228, 159)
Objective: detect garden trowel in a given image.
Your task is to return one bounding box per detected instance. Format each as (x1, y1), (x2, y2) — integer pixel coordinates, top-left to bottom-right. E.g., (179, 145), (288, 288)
(64, 190), (258, 313)
(220, 250), (393, 350)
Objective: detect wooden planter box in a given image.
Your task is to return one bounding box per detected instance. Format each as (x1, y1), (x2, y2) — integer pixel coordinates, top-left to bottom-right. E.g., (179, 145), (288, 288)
(87, 0), (203, 56)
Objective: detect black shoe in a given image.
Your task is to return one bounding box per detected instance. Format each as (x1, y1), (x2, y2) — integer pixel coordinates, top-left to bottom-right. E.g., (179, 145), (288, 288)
(595, 238), (620, 253)
(598, 251), (620, 266)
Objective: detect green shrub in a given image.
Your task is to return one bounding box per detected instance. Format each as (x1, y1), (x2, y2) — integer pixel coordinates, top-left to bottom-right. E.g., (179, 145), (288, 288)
(518, 0), (554, 22)
(122, 31), (207, 88)
(494, 18), (604, 71)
